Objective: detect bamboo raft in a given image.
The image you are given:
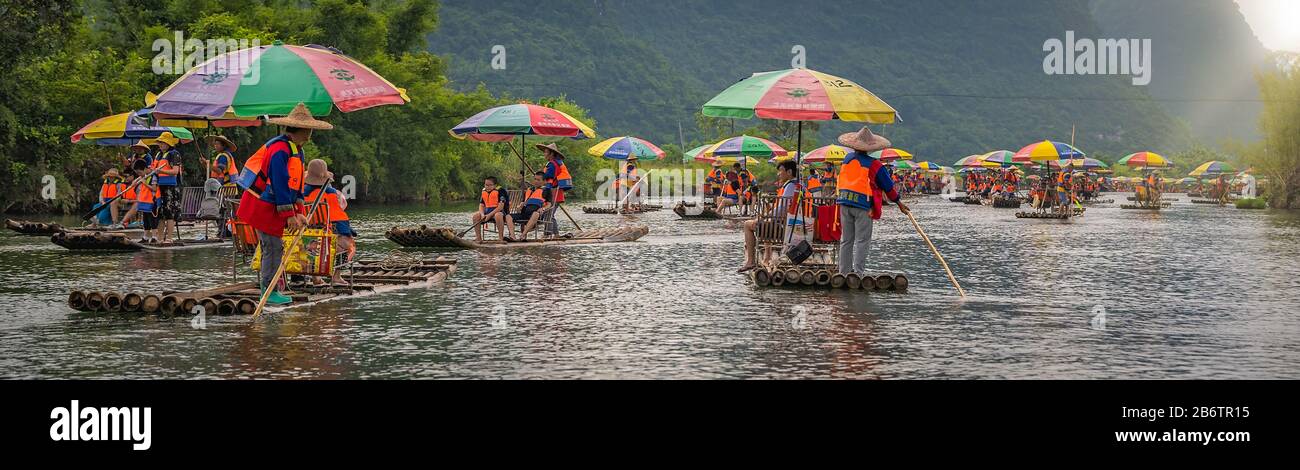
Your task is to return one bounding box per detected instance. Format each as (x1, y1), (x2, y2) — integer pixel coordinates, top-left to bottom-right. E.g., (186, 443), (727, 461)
(751, 265), (909, 292)
(386, 225), (649, 249)
(949, 197), (970, 203)
(1015, 208), (1085, 219)
(67, 257), (457, 315)
(581, 204), (664, 214)
(1120, 203), (1172, 210)
(1126, 197), (1176, 202)
(1191, 199), (1231, 205)
(674, 203), (723, 220)
(1081, 199), (1115, 204)
(992, 197), (1023, 209)
(50, 231), (230, 251)
(5, 218), (65, 235)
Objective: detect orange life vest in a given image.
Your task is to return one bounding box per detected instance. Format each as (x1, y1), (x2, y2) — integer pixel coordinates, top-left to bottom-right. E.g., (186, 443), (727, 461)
(100, 178), (123, 200)
(305, 187), (348, 222)
(481, 188), (502, 210)
(209, 152), (238, 180)
(523, 188), (546, 207)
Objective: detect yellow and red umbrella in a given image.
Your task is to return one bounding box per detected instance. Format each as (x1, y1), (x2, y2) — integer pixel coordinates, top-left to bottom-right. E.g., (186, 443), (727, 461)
(869, 148), (913, 161)
(702, 69), (897, 123)
(799, 144), (854, 164)
(1117, 151), (1172, 168)
(1014, 140), (1085, 162)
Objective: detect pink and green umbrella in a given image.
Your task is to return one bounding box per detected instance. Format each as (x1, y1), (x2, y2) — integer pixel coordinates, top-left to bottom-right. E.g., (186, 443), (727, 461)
(1117, 151), (1172, 168)
(981, 150), (1027, 166)
(587, 136), (664, 160)
(450, 103), (596, 142)
(869, 148), (914, 161)
(153, 41), (409, 119)
(953, 154), (987, 168)
(1014, 140), (1085, 162)
(697, 135), (788, 160)
(891, 160), (918, 170)
(701, 69), (898, 123)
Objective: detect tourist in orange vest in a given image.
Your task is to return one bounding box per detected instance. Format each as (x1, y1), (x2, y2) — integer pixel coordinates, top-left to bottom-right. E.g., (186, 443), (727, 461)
(150, 132), (184, 243)
(835, 127), (909, 275)
(472, 176), (510, 243)
(507, 171), (554, 240)
(201, 135), (239, 185)
(716, 170), (742, 212)
(236, 103), (331, 306)
(302, 159), (353, 286)
(704, 160), (725, 203)
(94, 168), (124, 228)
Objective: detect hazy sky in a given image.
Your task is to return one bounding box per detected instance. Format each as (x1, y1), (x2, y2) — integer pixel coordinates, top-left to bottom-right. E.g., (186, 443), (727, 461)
(1234, 0), (1300, 52)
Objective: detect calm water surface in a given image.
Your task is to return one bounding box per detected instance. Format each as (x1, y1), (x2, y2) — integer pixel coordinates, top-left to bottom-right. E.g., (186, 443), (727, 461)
(1, 193), (1298, 379)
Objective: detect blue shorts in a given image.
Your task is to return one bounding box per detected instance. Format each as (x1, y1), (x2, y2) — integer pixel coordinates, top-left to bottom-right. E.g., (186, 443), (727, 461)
(722, 195), (739, 201)
(136, 202), (155, 212)
(332, 220), (357, 238)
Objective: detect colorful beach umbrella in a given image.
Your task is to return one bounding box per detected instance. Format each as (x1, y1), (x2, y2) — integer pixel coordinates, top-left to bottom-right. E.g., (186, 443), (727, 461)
(915, 161), (943, 171)
(1014, 140), (1085, 162)
(953, 154), (986, 168)
(800, 144), (854, 164)
(981, 150), (1027, 166)
(697, 154), (762, 165)
(1118, 151), (1172, 168)
(450, 103), (596, 142)
(697, 135), (788, 160)
(1189, 161), (1236, 177)
(1058, 158), (1109, 170)
(869, 148), (913, 161)
(71, 111), (194, 145)
(587, 136), (665, 160)
(702, 68), (898, 123)
(153, 41), (409, 119)
(892, 160), (918, 170)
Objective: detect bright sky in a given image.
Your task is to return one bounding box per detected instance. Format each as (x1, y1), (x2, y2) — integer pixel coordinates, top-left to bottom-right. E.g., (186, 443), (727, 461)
(1235, 0), (1300, 52)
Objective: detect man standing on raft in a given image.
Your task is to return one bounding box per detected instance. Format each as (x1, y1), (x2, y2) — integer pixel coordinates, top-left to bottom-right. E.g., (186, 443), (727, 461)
(236, 103), (333, 306)
(835, 126), (909, 276)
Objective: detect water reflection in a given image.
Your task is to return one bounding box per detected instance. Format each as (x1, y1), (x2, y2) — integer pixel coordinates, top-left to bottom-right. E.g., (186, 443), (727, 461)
(1, 195), (1298, 379)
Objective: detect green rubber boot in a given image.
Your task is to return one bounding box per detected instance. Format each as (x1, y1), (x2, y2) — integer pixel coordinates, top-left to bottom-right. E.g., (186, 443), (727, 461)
(264, 289), (292, 306)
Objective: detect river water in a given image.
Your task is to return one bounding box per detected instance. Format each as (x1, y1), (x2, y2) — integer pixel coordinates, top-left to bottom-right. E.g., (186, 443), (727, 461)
(1, 193), (1297, 379)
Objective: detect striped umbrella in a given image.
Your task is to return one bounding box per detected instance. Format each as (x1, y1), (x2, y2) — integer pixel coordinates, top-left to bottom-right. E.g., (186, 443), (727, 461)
(1118, 151), (1172, 168)
(869, 148), (914, 161)
(800, 144), (854, 164)
(1189, 161), (1236, 177)
(587, 136), (665, 160)
(153, 41), (408, 119)
(71, 111), (194, 145)
(697, 154), (762, 165)
(915, 161), (943, 171)
(1014, 140), (1085, 162)
(892, 160), (918, 170)
(1058, 158), (1109, 170)
(450, 103), (596, 142)
(981, 150), (1027, 166)
(953, 154), (986, 168)
(702, 68), (897, 123)
(697, 135), (788, 160)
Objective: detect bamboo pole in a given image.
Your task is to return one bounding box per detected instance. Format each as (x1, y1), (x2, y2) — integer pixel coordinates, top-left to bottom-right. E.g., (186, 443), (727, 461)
(904, 211), (966, 298)
(251, 179), (333, 319)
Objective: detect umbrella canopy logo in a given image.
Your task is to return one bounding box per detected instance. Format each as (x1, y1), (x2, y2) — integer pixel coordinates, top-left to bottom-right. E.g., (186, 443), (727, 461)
(201, 70), (229, 86)
(331, 68), (357, 82)
(787, 87), (810, 98)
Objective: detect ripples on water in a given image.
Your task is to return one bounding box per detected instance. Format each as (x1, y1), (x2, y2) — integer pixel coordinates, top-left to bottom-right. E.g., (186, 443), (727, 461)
(1, 193), (1298, 379)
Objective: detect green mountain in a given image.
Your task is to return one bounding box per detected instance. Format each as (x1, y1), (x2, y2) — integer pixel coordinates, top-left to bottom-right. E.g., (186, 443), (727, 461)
(429, 0), (1195, 163)
(1091, 0), (1270, 143)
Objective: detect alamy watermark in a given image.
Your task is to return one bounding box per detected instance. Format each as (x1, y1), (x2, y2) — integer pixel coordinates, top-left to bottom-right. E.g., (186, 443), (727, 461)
(152, 31), (261, 80)
(1043, 31), (1151, 86)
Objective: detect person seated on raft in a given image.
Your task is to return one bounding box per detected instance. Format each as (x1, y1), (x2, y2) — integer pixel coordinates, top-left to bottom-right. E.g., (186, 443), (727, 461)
(715, 171), (743, 213)
(506, 172), (553, 241)
(302, 159), (354, 287)
(737, 160), (800, 273)
(471, 176), (511, 243)
(93, 168), (125, 228)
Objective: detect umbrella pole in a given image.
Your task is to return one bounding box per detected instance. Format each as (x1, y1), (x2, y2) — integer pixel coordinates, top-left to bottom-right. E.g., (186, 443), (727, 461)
(506, 137), (582, 231)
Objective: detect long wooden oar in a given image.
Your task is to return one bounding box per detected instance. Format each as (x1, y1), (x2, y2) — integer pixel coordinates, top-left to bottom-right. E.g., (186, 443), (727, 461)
(616, 169), (652, 214)
(251, 181), (332, 319)
(82, 166), (164, 220)
(903, 211), (966, 298)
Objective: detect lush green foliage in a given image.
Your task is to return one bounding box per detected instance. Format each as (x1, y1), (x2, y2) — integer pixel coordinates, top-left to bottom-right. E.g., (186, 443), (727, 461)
(0, 0), (604, 212)
(1246, 53), (1300, 208)
(430, 0), (1197, 167)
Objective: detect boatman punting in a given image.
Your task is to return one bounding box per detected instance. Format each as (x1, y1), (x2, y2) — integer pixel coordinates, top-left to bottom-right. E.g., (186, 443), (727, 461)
(201, 135), (239, 186)
(538, 142), (571, 235)
(836, 126), (909, 276)
(235, 103), (333, 306)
